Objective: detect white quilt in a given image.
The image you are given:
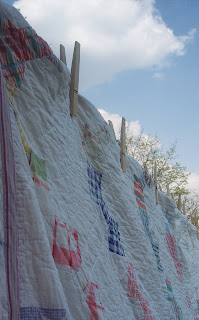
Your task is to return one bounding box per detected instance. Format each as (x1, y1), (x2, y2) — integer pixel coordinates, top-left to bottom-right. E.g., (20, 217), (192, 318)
(0, 3), (199, 320)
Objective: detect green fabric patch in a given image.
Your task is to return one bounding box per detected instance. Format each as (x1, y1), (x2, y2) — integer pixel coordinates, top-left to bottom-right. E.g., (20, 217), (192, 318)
(27, 150), (47, 181)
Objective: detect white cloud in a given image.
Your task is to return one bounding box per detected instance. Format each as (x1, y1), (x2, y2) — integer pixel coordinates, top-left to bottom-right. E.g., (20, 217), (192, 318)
(187, 172), (199, 192)
(13, 0), (196, 90)
(153, 72), (164, 79)
(98, 109), (141, 139)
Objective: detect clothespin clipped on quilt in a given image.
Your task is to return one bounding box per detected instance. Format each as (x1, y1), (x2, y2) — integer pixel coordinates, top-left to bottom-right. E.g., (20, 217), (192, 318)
(70, 41), (80, 116)
(143, 162), (148, 172)
(177, 193), (182, 211)
(167, 184), (171, 197)
(108, 120), (116, 140)
(194, 208), (198, 226)
(194, 209), (199, 239)
(154, 161), (158, 205)
(60, 44), (67, 66)
(183, 200), (186, 215)
(191, 211), (194, 225)
(120, 117), (126, 172)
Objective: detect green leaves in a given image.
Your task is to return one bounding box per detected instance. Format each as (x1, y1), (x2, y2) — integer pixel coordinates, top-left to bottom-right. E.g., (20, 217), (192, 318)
(125, 125), (190, 203)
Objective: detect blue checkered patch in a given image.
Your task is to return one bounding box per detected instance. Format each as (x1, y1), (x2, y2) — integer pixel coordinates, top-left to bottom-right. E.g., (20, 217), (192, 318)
(20, 307), (67, 320)
(87, 162), (103, 205)
(87, 163), (125, 256)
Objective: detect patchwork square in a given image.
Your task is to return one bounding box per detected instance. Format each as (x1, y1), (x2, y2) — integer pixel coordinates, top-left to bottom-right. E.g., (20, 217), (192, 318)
(0, 10), (62, 89)
(134, 174), (163, 273)
(166, 280), (182, 320)
(27, 150), (47, 181)
(20, 307), (67, 320)
(87, 162), (102, 205)
(87, 163), (125, 256)
(127, 263), (154, 319)
(52, 218), (81, 269)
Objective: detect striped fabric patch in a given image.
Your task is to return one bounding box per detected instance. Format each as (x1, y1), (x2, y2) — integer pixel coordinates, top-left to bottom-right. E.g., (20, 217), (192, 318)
(0, 70), (19, 317)
(166, 279), (182, 320)
(134, 174), (163, 273)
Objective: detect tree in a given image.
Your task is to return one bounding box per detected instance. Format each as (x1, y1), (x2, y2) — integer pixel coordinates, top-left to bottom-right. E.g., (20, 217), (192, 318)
(125, 124), (190, 201)
(184, 190), (199, 223)
(122, 122), (199, 223)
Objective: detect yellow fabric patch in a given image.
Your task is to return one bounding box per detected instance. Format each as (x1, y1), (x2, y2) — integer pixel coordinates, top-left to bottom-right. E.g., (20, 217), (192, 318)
(5, 78), (16, 106)
(24, 144), (30, 153)
(21, 135), (26, 145)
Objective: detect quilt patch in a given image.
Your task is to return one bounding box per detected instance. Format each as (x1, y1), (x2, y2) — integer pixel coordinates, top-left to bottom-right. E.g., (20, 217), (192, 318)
(0, 69), (19, 317)
(166, 279), (182, 320)
(51, 217), (105, 319)
(82, 123), (110, 169)
(20, 307), (67, 320)
(163, 209), (183, 283)
(13, 110), (49, 190)
(134, 174), (163, 272)
(86, 282), (105, 320)
(52, 217), (82, 270)
(27, 150), (47, 182)
(88, 163), (124, 256)
(127, 262), (154, 320)
(186, 288), (199, 319)
(0, 10), (62, 89)
(5, 78), (16, 106)
(87, 162), (103, 205)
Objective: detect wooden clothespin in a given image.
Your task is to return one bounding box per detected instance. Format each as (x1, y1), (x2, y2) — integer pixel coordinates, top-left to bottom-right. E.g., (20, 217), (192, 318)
(70, 41), (80, 116)
(177, 193), (182, 211)
(194, 209), (199, 238)
(60, 44), (67, 66)
(143, 162), (148, 172)
(108, 120), (116, 140)
(167, 184), (171, 197)
(194, 209), (197, 227)
(154, 161), (158, 204)
(190, 211), (194, 225)
(120, 117), (126, 172)
(183, 200), (186, 215)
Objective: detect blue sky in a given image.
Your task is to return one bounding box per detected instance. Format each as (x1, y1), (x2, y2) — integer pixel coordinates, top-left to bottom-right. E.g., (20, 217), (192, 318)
(84, 0), (199, 174)
(4, 0), (199, 189)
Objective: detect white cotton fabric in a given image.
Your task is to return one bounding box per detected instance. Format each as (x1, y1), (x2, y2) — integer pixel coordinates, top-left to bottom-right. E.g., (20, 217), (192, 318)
(0, 3), (199, 320)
